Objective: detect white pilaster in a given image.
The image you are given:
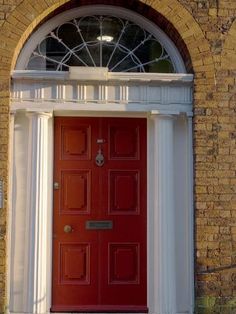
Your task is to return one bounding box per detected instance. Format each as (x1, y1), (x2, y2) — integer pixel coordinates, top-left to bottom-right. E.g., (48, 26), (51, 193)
(152, 114), (177, 314)
(7, 111), (16, 312)
(187, 116), (194, 313)
(26, 111), (52, 314)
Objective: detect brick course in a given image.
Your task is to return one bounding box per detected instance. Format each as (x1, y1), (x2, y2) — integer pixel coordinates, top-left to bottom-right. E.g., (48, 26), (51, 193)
(0, 0), (235, 313)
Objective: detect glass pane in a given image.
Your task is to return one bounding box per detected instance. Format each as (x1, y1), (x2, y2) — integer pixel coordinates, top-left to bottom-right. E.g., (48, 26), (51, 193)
(109, 48), (128, 71)
(57, 22), (83, 49)
(66, 45), (95, 67)
(135, 39), (163, 64)
(149, 59), (175, 73)
(102, 44), (115, 67)
(44, 37), (66, 56)
(86, 43), (100, 67)
(61, 54), (83, 67)
(102, 17), (124, 43)
(79, 16), (100, 43)
(27, 56), (46, 70)
(120, 24), (145, 51)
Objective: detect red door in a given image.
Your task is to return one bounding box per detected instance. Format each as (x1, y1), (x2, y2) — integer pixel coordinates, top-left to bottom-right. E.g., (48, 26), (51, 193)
(52, 117), (147, 312)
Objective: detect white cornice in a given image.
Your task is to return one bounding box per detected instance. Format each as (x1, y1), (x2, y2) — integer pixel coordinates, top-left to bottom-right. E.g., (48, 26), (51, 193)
(11, 70), (193, 115)
(11, 70), (193, 84)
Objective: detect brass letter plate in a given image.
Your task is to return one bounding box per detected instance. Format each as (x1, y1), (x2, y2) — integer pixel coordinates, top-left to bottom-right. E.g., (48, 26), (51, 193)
(86, 220), (113, 230)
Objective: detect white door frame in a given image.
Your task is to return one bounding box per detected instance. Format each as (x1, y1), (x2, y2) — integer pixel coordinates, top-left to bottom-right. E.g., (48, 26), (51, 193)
(8, 69), (194, 314)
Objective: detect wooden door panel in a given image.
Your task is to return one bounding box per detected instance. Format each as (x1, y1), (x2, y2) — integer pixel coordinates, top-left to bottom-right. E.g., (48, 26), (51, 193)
(109, 124), (139, 159)
(109, 170), (140, 214)
(109, 243), (140, 284)
(61, 125), (91, 160)
(60, 170), (91, 214)
(60, 243), (90, 284)
(52, 238), (99, 310)
(100, 239), (146, 308)
(52, 117), (147, 312)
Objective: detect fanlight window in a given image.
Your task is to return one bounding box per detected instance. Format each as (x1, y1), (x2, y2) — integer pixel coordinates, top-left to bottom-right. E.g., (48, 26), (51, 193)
(27, 15), (175, 73)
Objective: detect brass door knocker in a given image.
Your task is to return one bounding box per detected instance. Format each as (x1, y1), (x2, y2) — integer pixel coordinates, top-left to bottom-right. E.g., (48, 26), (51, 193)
(95, 148), (105, 167)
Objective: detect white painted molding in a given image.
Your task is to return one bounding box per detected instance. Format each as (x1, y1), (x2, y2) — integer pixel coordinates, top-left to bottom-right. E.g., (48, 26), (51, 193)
(11, 71), (193, 115)
(7, 112), (16, 314)
(187, 117), (195, 313)
(11, 67), (193, 83)
(10, 104), (193, 116)
(152, 114), (177, 314)
(11, 70), (193, 82)
(69, 67), (109, 80)
(25, 112), (52, 313)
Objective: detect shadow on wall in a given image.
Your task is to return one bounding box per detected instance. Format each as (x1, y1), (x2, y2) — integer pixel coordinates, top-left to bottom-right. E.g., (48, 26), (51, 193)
(195, 261), (236, 314)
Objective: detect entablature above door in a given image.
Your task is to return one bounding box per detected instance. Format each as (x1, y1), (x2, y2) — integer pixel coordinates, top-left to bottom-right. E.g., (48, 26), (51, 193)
(11, 68), (193, 115)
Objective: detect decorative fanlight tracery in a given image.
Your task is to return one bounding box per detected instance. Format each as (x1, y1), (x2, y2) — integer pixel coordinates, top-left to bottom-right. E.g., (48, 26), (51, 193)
(27, 15), (175, 73)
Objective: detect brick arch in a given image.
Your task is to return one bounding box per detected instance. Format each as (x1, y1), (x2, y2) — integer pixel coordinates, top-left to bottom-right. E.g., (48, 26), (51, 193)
(0, 0), (214, 75)
(144, 0), (215, 73)
(1, 0), (71, 73)
(221, 19), (236, 69)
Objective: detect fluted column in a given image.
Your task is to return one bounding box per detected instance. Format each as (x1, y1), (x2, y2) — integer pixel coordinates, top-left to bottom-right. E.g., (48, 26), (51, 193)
(8, 111), (15, 311)
(152, 114), (176, 314)
(26, 112), (52, 314)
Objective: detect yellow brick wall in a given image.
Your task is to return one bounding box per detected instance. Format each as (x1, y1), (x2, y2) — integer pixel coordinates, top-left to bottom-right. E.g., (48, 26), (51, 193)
(0, 0), (235, 313)
(195, 16), (236, 312)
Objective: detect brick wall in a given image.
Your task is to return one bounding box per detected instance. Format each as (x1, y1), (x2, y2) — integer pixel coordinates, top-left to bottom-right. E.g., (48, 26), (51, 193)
(0, 0), (235, 313)
(194, 15), (236, 313)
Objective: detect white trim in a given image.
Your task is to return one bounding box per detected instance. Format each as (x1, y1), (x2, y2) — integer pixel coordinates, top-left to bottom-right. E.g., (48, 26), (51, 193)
(25, 112), (52, 313)
(12, 70), (193, 82)
(15, 5), (186, 73)
(152, 114), (177, 313)
(6, 112), (15, 314)
(187, 117), (195, 313)
(10, 104), (193, 116)
(11, 71), (193, 115)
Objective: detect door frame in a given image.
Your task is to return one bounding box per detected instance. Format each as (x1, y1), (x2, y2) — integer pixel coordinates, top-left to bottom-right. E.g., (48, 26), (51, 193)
(8, 71), (194, 314)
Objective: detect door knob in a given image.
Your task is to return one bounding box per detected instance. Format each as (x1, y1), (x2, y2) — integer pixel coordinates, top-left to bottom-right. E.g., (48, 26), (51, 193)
(64, 225), (73, 233)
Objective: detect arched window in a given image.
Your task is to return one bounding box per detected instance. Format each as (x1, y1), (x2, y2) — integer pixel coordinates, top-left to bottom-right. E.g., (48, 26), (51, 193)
(27, 15), (175, 73)
(16, 6), (186, 73)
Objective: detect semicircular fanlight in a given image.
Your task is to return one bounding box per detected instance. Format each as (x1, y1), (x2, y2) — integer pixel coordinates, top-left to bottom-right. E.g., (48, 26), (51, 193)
(27, 15), (175, 73)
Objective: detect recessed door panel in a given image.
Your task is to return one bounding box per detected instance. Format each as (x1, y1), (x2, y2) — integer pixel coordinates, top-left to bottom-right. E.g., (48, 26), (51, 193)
(52, 117), (147, 312)
(109, 125), (139, 159)
(61, 170), (91, 214)
(109, 243), (139, 284)
(109, 170), (140, 214)
(61, 125), (91, 160)
(60, 243), (90, 284)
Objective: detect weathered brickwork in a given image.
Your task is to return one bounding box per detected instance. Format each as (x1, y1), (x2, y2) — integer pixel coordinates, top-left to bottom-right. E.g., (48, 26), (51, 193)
(194, 16), (236, 313)
(0, 0), (235, 313)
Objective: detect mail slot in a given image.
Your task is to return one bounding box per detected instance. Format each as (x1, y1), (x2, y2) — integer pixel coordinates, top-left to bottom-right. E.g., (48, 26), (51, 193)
(86, 220), (113, 230)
